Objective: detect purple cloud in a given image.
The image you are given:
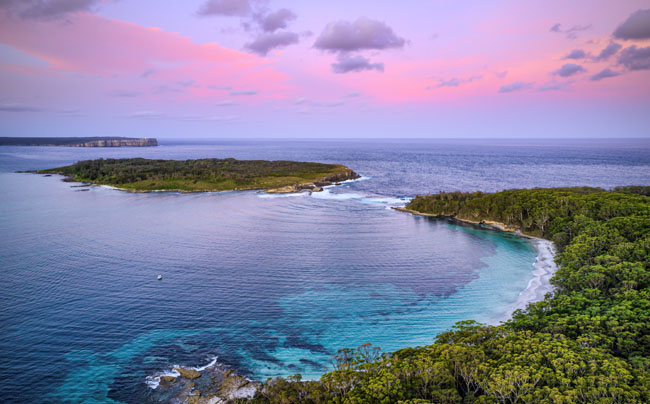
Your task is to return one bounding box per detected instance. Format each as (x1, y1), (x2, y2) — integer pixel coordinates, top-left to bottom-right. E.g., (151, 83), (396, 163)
(594, 42), (622, 61)
(538, 80), (573, 92)
(244, 31), (299, 56)
(428, 75), (482, 89)
(549, 23), (591, 39)
(0, 102), (43, 112)
(109, 90), (139, 98)
(435, 78), (460, 87)
(562, 49), (586, 60)
(314, 17), (405, 53)
(613, 9), (650, 40)
(618, 45), (650, 70)
(331, 54), (384, 74)
(208, 85), (233, 90)
(153, 85), (182, 94)
(257, 8), (296, 32)
(0, 0), (101, 19)
(177, 80), (199, 88)
(198, 0), (251, 17)
(141, 68), (156, 78)
(128, 110), (166, 119)
(230, 90), (258, 96)
(552, 63), (585, 77)
(498, 81), (534, 93)
(589, 68), (620, 81)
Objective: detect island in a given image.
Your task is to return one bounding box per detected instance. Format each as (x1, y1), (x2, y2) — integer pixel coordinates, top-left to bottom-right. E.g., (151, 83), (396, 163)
(157, 186), (648, 404)
(0, 136), (157, 147)
(35, 157), (359, 193)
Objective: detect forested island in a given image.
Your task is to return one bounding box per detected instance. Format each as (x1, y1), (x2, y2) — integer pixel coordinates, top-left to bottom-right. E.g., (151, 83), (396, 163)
(36, 157), (359, 192)
(0, 136), (157, 147)
(174, 186), (648, 404)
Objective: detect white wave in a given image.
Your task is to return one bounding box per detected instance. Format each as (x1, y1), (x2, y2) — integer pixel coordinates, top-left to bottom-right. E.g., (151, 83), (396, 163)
(310, 188), (364, 200)
(192, 356), (218, 371)
(338, 175), (371, 184)
(257, 192), (308, 199)
(311, 188), (408, 206)
(145, 368), (180, 390)
(99, 184), (122, 191)
(253, 174), (408, 208)
(145, 356), (218, 389)
(493, 239), (557, 323)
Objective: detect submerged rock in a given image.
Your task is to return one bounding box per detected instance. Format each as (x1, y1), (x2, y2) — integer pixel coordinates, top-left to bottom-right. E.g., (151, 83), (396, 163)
(176, 367), (201, 380)
(159, 375), (177, 385)
(152, 360), (260, 404)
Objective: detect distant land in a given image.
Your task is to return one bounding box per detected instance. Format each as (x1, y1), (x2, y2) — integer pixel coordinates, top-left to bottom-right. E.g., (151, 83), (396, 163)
(36, 157), (359, 193)
(0, 137), (157, 147)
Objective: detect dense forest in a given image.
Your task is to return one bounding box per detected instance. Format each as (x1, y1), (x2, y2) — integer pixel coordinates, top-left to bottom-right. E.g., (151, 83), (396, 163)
(231, 187), (649, 403)
(37, 158), (357, 192)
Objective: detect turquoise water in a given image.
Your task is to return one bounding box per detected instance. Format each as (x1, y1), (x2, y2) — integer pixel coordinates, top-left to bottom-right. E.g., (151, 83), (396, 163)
(1, 139), (649, 403)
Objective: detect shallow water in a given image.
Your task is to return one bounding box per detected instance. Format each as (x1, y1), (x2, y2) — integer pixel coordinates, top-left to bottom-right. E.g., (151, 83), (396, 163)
(1, 139), (649, 403)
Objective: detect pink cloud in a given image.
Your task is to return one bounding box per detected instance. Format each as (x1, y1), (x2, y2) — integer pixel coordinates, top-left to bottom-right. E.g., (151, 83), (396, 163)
(0, 11), (290, 98)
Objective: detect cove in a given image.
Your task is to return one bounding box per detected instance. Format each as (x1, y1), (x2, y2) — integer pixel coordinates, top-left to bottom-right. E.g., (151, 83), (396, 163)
(0, 172), (540, 403)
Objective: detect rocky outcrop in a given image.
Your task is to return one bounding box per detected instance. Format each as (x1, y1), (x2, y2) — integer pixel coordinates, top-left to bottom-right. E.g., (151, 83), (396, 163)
(319, 169), (360, 184)
(153, 363), (260, 404)
(265, 168), (360, 193)
(175, 367), (201, 380)
(393, 207), (525, 236)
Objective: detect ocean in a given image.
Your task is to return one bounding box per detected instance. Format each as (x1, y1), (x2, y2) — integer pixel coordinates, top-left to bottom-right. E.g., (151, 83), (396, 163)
(1, 138), (649, 403)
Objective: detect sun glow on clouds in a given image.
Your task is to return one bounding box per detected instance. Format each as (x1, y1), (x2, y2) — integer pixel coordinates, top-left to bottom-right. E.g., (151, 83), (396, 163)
(0, 10), (290, 100)
(0, 1), (649, 138)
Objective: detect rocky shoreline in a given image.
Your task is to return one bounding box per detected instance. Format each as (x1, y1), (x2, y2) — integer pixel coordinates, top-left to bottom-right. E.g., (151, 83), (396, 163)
(41, 168), (361, 195)
(392, 207), (535, 238)
(32, 158), (360, 194)
(264, 169), (360, 194)
(148, 360), (260, 404)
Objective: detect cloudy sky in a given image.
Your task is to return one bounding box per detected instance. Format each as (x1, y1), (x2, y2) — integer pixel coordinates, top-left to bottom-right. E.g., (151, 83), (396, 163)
(1, 0), (649, 138)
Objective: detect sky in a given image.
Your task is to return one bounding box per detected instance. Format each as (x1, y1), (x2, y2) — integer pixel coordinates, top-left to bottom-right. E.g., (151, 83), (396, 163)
(0, 0), (649, 139)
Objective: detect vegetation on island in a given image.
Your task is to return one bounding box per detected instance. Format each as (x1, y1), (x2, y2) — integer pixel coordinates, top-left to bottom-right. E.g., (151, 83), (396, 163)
(227, 186), (649, 404)
(37, 157), (358, 192)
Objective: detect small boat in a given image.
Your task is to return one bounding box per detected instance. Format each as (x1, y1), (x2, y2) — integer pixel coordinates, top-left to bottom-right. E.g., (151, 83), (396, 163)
(157, 275), (163, 280)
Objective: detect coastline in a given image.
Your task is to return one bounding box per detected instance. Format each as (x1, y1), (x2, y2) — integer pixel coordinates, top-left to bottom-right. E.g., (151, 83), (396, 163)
(495, 238), (556, 322)
(392, 206), (558, 323)
(34, 170), (360, 195)
(146, 356), (259, 403)
(392, 207), (535, 238)
(146, 202), (560, 402)
(31, 162), (360, 194)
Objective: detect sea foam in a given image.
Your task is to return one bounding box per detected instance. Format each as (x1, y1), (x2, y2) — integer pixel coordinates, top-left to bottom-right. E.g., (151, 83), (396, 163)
(145, 356), (218, 389)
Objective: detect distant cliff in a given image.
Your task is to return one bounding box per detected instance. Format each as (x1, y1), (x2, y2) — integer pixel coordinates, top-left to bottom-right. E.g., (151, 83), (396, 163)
(0, 137), (158, 147)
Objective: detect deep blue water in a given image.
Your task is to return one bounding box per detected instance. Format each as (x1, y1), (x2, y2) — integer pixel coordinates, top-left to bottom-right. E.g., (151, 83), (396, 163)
(1, 139), (649, 404)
